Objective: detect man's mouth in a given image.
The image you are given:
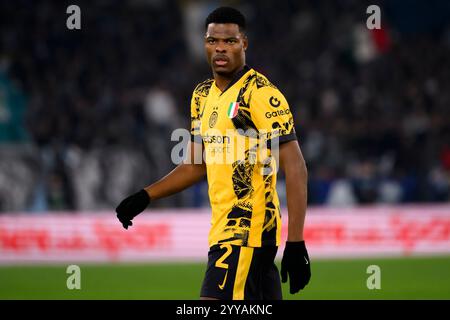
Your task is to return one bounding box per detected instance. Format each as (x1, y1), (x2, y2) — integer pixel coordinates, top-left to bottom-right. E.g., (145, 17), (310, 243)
(213, 56), (229, 67)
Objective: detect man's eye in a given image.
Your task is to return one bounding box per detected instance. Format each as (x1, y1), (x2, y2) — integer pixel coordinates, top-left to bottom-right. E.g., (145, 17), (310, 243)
(207, 39), (215, 44)
(227, 39), (237, 44)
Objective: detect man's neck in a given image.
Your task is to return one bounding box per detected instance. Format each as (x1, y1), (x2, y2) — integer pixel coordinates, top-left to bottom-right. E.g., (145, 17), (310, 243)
(213, 65), (246, 92)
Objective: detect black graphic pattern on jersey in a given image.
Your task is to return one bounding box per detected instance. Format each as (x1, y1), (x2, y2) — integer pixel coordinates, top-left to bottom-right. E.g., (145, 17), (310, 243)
(231, 144), (258, 199)
(191, 79), (213, 135)
(231, 73), (258, 137)
(219, 206), (251, 245)
(261, 157), (278, 245)
(194, 79), (214, 97)
(255, 73), (278, 90)
(272, 120), (292, 132)
(220, 145), (258, 246)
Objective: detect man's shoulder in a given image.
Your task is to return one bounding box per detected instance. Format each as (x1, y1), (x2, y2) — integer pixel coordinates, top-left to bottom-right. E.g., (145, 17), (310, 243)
(245, 70), (289, 108)
(242, 69), (282, 104)
(248, 69), (279, 91)
(193, 78), (214, 97)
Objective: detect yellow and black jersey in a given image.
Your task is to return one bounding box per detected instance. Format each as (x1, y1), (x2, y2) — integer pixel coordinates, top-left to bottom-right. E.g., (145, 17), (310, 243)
(190, 66), (296, 248)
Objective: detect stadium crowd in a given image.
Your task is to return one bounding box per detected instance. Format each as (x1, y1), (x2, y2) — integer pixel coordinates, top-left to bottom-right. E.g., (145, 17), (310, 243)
(0, 0), (449, 212)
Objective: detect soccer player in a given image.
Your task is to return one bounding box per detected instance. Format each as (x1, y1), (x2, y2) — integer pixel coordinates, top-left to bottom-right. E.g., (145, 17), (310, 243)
(115, 6), (311, 300)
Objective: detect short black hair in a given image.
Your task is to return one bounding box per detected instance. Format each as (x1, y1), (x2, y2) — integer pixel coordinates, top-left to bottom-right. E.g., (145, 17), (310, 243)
(205, 7), (246, 32)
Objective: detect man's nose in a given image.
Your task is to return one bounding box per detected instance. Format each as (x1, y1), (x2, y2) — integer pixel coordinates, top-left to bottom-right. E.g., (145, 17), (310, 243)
(215, 42), (226, 53)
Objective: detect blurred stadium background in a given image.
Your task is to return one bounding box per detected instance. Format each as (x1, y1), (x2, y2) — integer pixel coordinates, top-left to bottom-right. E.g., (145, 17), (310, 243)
(0, 0), (449, 299)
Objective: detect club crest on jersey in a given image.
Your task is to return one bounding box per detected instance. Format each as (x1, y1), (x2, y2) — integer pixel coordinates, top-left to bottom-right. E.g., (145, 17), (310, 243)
(209, 107), (219, 128)
(227, 102), (239, 118)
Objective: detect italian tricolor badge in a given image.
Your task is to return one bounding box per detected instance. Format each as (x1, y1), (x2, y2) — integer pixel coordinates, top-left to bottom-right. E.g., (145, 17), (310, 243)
(227, 102), (239, 118)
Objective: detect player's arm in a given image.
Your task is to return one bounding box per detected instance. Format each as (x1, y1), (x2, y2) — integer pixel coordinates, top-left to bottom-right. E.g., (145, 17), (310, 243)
(115, 141), (206, 229)
(278, 137), (311, 295)
(144, 141), (206, 200)
(116, 83), (208, 229)
(279, 140), (307, 242)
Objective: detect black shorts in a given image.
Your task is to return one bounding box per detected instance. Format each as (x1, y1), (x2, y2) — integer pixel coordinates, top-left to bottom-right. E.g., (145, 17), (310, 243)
(200, 244), (282, 300)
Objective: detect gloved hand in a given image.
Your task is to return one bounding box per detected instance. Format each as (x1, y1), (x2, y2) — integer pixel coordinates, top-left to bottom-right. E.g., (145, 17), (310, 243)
(115, 189), (151, 229)
(281, 241), (311, 294)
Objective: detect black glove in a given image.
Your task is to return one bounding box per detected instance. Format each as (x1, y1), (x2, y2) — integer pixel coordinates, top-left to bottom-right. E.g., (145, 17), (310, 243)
(115, 189), (150, 229)
(281, 241), (311, 294)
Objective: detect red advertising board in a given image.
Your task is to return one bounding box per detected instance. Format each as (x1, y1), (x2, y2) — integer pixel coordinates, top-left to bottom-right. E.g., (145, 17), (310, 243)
(0, 206), (449, 264)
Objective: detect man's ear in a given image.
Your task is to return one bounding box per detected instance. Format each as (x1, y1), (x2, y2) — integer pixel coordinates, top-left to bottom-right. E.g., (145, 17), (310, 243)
(243, 36), (248, 51)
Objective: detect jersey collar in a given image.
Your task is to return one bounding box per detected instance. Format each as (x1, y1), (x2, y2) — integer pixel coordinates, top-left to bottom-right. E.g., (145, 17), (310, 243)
(217, 65), (251, 95)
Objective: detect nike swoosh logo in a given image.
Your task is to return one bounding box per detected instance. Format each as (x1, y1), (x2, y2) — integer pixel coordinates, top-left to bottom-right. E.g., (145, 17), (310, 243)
(304, 256), (309, 264)
(218, 270), (228, 290)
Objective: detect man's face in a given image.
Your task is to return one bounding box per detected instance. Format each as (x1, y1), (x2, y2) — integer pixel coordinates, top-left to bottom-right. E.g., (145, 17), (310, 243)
(205, 23), (248, 76)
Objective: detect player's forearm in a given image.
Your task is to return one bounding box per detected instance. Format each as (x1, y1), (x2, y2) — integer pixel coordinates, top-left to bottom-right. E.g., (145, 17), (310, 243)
(144, 163), (206, 200)
(284, 156), (308, 242)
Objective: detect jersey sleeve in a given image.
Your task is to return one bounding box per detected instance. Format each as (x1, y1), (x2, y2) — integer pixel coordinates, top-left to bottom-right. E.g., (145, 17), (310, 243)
(190, 79), (213, 143)
(251, 86), (297, 145)
(190, 90), (202, 143)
